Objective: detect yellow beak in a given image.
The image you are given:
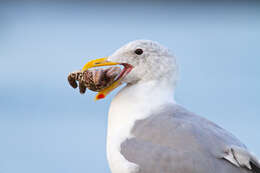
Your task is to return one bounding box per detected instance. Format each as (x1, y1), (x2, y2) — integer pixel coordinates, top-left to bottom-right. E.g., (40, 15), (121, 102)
(81, 57), (122, 101)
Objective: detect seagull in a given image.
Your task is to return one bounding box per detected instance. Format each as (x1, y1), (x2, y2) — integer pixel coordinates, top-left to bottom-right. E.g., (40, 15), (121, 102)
(81, 40), (260, 173)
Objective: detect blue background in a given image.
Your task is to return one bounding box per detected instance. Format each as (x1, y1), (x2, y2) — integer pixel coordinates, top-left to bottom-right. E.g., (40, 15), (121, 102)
(0, 1), (259, 172)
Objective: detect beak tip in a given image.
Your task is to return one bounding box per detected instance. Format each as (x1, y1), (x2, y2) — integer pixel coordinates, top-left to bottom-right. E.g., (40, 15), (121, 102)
(96, 93), (105, 100)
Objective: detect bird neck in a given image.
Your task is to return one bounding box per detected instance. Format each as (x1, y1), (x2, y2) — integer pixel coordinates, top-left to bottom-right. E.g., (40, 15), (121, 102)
(110, 79), (176, 116)
(126, 79), (175, 102)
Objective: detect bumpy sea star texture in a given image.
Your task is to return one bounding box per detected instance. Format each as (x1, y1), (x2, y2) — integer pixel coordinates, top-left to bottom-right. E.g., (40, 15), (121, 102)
(68, 67), (121, 94)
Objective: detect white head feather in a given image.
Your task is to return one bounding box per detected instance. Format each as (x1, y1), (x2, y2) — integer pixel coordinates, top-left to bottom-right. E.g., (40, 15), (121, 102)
(108, 40), (178, 88)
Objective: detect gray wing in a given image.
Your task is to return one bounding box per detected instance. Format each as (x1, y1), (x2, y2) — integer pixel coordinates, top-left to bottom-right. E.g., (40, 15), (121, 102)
(120, 104), (260, 173)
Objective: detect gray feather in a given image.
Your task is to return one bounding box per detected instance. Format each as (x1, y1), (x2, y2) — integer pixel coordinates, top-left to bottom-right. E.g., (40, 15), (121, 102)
(120, 104), (259, 173)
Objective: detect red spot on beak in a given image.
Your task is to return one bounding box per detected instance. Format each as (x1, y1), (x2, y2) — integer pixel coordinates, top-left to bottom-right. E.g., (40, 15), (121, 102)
(97, 94), (105, 99)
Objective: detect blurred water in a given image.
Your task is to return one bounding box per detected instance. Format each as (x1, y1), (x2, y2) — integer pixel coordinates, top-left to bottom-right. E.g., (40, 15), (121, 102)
(0, 1), (259, 173)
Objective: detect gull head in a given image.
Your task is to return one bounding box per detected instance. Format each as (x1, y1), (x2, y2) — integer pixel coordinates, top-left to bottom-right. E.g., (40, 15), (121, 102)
(81, 40), (178, 100)
(108, 40), (178, 85)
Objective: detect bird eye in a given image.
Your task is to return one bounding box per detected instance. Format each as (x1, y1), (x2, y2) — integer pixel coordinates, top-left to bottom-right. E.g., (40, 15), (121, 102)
(135, 49), (143, 55)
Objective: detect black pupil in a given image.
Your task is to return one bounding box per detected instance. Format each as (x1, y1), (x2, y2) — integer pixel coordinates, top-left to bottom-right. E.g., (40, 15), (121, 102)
(135, 49), (143, 55)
